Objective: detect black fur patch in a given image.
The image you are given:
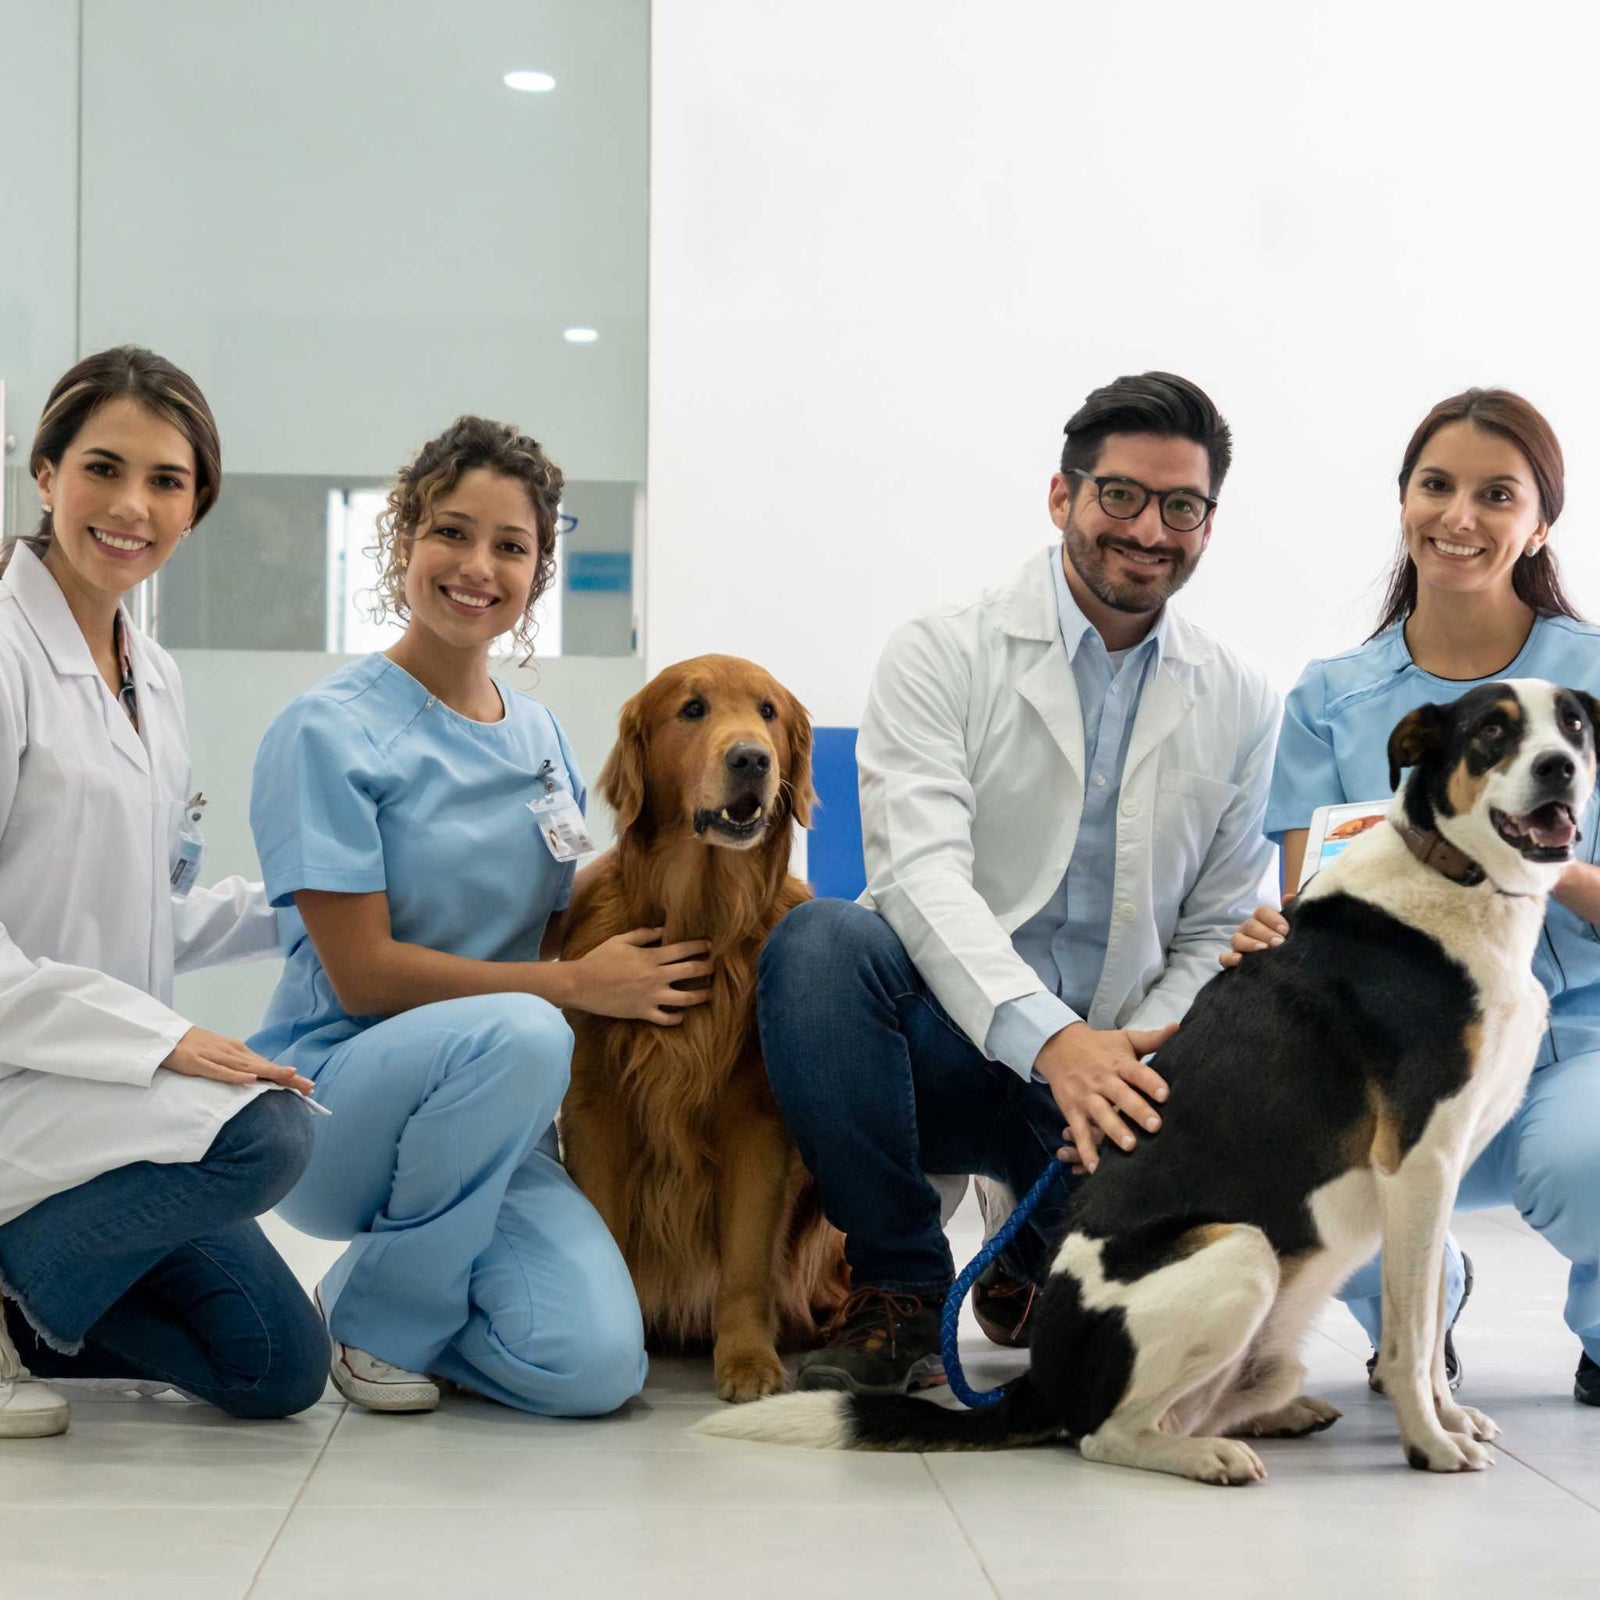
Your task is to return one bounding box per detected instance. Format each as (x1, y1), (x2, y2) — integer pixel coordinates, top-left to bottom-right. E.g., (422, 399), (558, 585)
(1099, 1215), (1231, 1283)
(1023, 1271), (1137, 1439)
(845, 1375), (1063, 1451)
(1064, 891), (1479, 1262)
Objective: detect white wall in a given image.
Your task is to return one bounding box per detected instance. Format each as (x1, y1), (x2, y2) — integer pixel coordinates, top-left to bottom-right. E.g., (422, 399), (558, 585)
(647, 0), (1600, 723)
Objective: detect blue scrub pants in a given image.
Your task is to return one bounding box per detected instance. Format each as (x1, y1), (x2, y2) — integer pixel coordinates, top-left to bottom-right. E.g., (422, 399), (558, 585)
(276, 993), (646, 1416)
(1337, 1050), (1600, 1363)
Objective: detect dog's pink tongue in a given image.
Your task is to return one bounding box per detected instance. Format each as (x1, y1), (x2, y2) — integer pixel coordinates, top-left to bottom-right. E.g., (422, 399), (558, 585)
(1526, 803), (1577, 849)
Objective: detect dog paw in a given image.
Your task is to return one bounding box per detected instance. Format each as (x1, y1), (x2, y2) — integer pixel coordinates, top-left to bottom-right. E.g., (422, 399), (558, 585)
(1235, 1395), (1342, 1438)
(714, 1348), (789, 1404)
(1186, 1439), (1268, 1486)
(1403, 1429), (1495, 1473)
(1436, 1401), (1499, 1442)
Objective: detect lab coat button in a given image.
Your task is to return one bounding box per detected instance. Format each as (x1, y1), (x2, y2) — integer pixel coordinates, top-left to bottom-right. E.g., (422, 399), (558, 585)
(1120, 800), (1139, 817)
(1117, 901), (1136, 921)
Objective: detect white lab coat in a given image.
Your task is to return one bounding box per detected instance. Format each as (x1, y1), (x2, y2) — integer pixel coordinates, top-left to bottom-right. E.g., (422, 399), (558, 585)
(858, 546), (1281, 1057)
(0, 545), (279, 1227)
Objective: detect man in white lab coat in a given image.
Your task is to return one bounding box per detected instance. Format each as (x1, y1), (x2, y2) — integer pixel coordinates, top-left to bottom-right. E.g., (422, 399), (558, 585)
(758, 372), (1281, 1395)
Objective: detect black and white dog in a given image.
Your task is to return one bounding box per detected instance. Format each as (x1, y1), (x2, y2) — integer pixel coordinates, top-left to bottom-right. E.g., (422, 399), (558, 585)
(699, 680), (1597, 1484)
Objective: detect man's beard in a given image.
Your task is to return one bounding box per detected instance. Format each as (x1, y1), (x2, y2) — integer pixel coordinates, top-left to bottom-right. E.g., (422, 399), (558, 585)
(1062, 507), (1198, 615)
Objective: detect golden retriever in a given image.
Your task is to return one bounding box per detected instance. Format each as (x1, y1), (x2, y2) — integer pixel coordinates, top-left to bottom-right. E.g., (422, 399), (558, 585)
(559, 655), (849, 1401)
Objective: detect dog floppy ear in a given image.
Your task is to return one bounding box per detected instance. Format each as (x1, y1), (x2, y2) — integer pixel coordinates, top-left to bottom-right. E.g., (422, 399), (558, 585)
(1387, 702), (1449, 793)
(599, 691), (649, 833)
(782, 689), (817, 828)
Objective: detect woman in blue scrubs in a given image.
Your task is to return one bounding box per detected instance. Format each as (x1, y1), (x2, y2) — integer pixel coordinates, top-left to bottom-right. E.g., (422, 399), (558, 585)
(250, 416), (714, 1415)
(1246, 389), (1600, 1405)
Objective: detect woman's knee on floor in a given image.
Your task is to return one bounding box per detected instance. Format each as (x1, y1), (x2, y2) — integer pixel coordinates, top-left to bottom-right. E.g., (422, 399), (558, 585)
(205, 1293), (329, 1420)
(486, 1284), (646, 1417)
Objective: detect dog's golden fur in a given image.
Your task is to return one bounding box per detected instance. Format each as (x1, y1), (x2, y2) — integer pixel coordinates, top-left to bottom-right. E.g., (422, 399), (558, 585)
(560, 655), (848, 1401)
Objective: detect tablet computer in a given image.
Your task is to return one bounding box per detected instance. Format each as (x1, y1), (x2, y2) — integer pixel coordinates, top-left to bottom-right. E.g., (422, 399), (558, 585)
(1298, 801), (1390, 892)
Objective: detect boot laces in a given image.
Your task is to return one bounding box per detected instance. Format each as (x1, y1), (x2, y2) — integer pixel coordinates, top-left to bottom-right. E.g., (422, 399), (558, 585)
(825, 1287), (927, 1358)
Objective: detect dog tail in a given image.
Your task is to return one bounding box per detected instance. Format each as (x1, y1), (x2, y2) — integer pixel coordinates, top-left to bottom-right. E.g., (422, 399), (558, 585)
(693, 1377), (1058, 1453)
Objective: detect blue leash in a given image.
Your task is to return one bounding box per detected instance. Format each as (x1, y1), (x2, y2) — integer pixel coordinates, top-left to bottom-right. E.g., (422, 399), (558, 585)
(940, 1158), (1068, 1408)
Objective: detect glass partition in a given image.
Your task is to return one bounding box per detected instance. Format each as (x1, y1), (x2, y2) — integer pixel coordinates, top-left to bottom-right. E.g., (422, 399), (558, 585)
(4, 0), (648, 658)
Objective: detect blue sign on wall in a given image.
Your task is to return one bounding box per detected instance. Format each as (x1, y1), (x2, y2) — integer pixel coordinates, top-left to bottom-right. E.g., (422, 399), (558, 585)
(566, 551), (633, 593)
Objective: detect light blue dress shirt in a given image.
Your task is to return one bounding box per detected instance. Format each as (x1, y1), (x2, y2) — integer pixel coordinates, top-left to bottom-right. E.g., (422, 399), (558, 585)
(984, 548), (1163, 1075)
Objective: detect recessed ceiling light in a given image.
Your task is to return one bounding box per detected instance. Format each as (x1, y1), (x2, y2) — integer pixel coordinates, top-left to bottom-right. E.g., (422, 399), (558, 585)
(504, 70), (555, 93)
(563, 327), (599, 344)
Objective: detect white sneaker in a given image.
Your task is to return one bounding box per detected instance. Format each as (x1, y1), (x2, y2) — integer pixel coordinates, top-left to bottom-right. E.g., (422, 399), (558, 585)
(314, 1287), (438, 1413)
(0, 1303), (70, 1438)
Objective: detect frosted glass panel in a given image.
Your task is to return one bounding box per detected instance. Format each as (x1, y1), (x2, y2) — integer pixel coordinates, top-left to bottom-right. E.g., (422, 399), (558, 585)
(72, 0), (646, 655)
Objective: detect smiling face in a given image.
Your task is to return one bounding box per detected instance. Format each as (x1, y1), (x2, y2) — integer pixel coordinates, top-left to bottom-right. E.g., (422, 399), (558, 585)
(34, 396), (198, 602)
(1389, 680), (1599, 893)
(400, 468), (542, 652)
(1048, 433), (1214, 620)
(1401, 421), (1547, 600)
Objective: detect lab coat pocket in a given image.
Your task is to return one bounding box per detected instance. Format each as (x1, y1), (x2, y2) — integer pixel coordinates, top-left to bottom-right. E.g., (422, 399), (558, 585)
(1153, 768), (1240, 906)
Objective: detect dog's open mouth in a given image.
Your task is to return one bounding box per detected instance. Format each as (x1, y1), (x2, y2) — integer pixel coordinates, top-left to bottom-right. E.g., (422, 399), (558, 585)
(1492, 801), (1579, 860)
(693, 794), (767, 844)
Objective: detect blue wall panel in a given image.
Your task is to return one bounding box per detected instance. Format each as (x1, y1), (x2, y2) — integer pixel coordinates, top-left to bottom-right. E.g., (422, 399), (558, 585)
(808, 726), (866, 900)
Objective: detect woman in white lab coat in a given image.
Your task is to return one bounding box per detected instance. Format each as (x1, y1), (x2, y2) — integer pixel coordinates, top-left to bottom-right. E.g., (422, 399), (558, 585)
(0, 348), (328, 1437)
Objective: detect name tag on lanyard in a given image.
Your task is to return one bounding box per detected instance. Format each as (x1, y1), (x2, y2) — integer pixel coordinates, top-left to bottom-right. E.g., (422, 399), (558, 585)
(171, 792), (207, 898)
(526, 760), (592, 862)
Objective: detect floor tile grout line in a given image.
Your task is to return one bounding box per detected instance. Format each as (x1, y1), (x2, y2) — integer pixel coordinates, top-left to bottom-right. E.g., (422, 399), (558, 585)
(242, 1400), (350, 1598)
(920, 1453), (1005, 1600)
(1493, 1442), (1600, 1516)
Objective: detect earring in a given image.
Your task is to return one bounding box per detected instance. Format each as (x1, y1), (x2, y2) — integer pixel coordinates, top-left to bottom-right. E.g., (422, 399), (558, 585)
(41, 504), (52, 515)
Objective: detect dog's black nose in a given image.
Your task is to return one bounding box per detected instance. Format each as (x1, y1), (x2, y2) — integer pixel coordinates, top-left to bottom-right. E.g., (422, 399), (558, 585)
(725, 742), (772, 778)
(1535, 751), (1577, 785)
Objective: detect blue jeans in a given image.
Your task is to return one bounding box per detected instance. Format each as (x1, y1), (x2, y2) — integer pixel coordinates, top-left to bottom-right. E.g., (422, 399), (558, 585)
(758, 899), (1075, 1297)
(0, 1089), (326, 1418)
(277, 994), (647, 1418)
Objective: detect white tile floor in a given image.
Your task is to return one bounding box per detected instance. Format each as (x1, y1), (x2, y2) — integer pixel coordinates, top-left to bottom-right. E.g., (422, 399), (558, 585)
(3, 1203), (1596, 1599)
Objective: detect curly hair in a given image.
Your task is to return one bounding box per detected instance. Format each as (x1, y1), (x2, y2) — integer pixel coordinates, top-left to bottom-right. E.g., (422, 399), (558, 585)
(369, 415), (565, 659)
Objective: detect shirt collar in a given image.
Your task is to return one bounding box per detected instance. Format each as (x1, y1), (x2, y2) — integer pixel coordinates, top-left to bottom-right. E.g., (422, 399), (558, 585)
(1048, 544), (1166, 668)
(2, 542), (101, 677)
(2, 542), (164, 692)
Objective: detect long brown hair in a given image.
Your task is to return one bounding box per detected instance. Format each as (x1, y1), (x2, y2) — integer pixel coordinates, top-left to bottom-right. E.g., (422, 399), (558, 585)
(1370, 388), (1582, 637)
(1, 346), (222, 577)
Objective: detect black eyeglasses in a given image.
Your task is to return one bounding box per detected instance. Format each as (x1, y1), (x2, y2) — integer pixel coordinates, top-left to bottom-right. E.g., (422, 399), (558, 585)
(1068, 469), (1217, 534)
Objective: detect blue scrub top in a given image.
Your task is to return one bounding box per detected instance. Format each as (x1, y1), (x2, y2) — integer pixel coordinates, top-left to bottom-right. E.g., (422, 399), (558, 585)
(248, 654), (585, 1075)
(1267, 612), (1600, 1069)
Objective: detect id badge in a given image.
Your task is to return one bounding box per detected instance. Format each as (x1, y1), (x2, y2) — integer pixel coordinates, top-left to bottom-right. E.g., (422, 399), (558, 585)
(170, 792), (207, 899)
(527, 790), (593, 862)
